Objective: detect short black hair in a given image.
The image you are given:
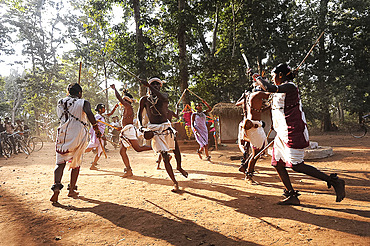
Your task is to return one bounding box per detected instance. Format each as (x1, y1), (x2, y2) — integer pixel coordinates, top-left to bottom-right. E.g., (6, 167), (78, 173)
(95, 103), (105, 112)
(67, 83), (82, 96)
(272, 63), (295, 80)
(124, 91), (134, 99)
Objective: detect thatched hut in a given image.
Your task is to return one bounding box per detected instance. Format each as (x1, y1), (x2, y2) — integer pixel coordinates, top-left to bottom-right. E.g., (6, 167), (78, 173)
(211, 102), (275, 143)
(211, 103), (243, 143)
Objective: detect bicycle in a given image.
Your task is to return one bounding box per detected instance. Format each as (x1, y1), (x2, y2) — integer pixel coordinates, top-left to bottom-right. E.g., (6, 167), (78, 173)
(12, 132), (31, 155)
(0, 131), (12, 158)
(350, 114), (369, 138)
(22, 130), (44, 152)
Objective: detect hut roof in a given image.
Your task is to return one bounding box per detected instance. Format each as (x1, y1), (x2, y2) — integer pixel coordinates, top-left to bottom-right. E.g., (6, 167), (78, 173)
(211, 102), (243, 118)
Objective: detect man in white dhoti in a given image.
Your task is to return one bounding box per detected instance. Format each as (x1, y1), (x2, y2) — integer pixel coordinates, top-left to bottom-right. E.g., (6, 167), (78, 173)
(235, 89), (271, 184)
(110, 84), (152, 178)
(50, 83), (102, 203)
(138, 78), (188, 192)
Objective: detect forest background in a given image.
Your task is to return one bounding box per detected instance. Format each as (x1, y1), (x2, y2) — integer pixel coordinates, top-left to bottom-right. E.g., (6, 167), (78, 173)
(0, 0), (369, 137)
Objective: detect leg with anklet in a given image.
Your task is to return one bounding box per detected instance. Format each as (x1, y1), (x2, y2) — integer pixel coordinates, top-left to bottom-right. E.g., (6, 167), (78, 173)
(50, 162), (66, 203)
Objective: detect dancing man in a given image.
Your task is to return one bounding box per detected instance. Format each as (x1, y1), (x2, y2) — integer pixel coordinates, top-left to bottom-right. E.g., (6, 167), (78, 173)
(191, 101), (212, 161)
(110, 84), (152, 177)
(51, 83), (101, 203)
(252, 63), (345, 205)
(138, 77), (188, 192)
(235, 87), (271, 184)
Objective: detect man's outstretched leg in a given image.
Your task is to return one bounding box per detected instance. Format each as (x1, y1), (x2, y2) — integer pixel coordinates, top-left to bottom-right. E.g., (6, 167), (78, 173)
(50, 162), (66, 203)
(162, 151), (179, 192)
(173, 139), (188, 178)
(292, 162), (345, 202)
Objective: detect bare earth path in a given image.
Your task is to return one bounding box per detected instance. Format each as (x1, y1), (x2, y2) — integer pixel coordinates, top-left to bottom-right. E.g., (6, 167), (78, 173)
(0, 133), (369, 245)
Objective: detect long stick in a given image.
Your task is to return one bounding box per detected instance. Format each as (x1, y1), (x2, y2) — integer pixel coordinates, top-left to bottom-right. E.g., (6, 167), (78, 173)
(176, 89), (187, 108)
(97, 119), (120, 130)
(186, 88), (206, 102)
(96, 87), (110, 94)
(78, 61), (82, 84)
(253, 140), (274, 160)
(289, 31), (325, 76)
(241, 53), (250, 70)
(111, 59), (142, 82)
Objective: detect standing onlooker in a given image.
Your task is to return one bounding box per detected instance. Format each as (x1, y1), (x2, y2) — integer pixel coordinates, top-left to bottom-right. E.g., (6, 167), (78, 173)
(0, 119), (5, 157)
(191, 101), (212, 161)
(4, 117), (16, 154)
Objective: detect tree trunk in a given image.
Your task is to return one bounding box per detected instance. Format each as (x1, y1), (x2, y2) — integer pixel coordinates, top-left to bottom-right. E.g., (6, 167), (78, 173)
(132, 0), (147, 97)
(318, 0), (332, 131)
(178, 0), (189, 106)
(211, 6), (219, 56)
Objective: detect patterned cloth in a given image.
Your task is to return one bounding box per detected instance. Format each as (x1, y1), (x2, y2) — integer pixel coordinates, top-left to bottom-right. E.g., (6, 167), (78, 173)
(271, 82), (309, 166)
(56, 96), (89, 169)
(192, 112), (208, 148)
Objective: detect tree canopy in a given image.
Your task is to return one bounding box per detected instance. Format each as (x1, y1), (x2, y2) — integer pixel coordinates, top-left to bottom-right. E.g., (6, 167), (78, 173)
(0, 0), (369, 132)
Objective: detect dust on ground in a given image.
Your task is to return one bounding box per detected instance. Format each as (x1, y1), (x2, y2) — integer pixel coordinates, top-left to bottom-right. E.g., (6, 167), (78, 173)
(0, 133), (369, 245)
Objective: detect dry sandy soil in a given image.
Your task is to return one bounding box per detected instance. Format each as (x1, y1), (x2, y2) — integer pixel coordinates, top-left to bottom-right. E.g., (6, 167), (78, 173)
(0, 133), (369, 246)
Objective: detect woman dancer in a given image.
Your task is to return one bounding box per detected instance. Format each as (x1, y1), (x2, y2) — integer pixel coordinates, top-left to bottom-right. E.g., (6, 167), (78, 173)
(191, 101), (212, 161)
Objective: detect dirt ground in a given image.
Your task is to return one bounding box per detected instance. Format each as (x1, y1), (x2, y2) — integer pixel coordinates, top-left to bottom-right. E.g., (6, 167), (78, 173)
(0, 132), (369, 246)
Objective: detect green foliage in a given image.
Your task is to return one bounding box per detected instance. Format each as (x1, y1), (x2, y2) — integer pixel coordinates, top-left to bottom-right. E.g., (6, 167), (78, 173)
(1, 0), (369, 131)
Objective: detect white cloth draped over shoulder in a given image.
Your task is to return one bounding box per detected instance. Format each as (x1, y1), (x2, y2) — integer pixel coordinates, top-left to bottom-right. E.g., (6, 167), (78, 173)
(56, 96), (89, 169)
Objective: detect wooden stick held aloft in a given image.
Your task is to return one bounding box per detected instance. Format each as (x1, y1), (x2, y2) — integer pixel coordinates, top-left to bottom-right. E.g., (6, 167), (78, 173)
(78, 61), (82, 84)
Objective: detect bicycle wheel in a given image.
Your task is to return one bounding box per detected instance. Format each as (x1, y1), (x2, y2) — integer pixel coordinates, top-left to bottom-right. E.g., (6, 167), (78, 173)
(350, 124), (367, 138)
(1, 140), (12, 158)
(18, 140), (30, 155)
(28, 137), (43, 152)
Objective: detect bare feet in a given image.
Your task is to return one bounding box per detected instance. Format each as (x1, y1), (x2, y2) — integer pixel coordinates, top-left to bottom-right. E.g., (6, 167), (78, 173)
(50, 190), (60, 203)
(121, 168), (133, 178)
(197, 149), (202, 159)
(205, 156), (211, 161)
(177, 168), (188, 178)
(245, 173), (259, 185)
(171, 183), (180, 193)
(67, 190), (79, 197)
(90, 162), (99, 170)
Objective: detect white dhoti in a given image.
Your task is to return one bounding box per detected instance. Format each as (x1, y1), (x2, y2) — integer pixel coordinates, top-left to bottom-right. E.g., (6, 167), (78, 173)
(146, 122), (176, 153)
(120, 124), (138, 148)
(272, 135), (305, 167)
(238, 119), (267, 152)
